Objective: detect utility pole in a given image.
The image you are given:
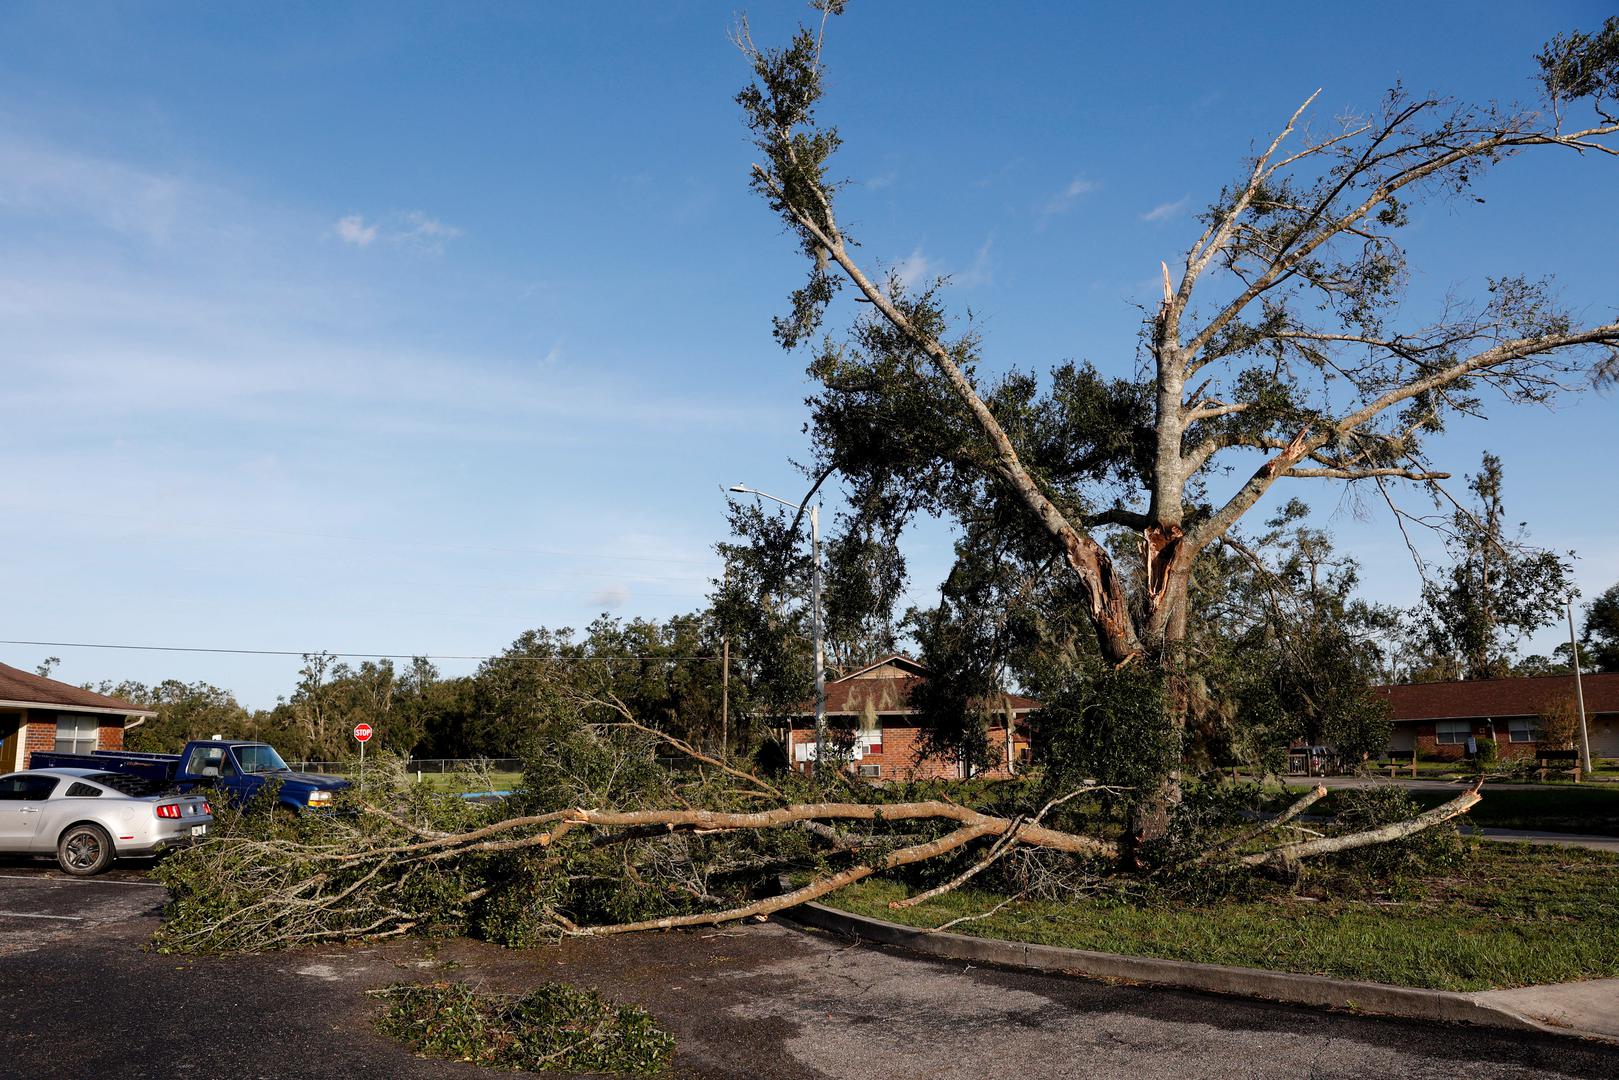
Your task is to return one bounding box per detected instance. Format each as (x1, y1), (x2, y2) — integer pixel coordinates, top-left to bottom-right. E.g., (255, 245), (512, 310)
(1569, 597), (1593, 775)
(810, 502), (826, 771)
(720, 636), (730, 757)
(728, 483), (827, 774)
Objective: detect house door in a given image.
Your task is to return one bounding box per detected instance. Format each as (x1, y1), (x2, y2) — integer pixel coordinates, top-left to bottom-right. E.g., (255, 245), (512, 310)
(0, 712), (21, 773)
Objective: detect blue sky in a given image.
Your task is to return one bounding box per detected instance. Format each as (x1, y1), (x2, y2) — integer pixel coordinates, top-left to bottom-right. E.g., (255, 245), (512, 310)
(1, 1), (1615, 707)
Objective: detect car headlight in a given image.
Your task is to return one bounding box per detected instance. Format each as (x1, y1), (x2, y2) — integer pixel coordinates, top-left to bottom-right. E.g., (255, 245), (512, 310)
(307, 790), (334, 806)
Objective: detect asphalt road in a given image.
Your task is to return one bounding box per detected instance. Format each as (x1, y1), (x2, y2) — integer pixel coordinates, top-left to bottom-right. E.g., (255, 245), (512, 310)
(2, 858), (1618, 1079)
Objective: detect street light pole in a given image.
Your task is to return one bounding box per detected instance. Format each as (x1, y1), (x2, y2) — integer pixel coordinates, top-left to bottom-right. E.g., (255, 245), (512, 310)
(729, 483), (826, 771)
(1569, 597), (1593, 775)
(809, 502), (825, 768)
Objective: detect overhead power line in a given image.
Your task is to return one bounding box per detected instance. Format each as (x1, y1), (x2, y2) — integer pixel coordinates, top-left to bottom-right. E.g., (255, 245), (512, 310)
(0, 639), (725, 663)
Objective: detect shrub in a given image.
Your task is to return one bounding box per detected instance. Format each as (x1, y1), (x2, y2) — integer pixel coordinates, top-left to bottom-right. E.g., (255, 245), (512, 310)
(375, 981), (674, 1075)
(1538, 695), (1580, 750)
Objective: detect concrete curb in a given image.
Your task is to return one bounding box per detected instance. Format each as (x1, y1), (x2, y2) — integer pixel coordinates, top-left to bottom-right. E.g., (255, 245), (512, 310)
(779, 900), (1604, 1043)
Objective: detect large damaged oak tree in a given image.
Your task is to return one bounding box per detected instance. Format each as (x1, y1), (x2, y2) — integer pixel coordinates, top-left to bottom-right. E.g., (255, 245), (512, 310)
(152, 16), (1619, 952)
(734, 8), (1619, 842)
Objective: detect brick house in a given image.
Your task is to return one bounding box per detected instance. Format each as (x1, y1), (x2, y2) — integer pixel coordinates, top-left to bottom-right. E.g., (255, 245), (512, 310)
(0, 662), (155, 771)
(1375, 673), (1619, 761)
(785, 655), (1037, 781)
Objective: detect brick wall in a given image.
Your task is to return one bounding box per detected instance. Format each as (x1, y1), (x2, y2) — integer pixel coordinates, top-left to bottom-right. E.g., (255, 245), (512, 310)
(1409, 720), (1537, 761)
(99, 721), (125, 753)
(16, 714), (127, 766)
(22, 720), (55, 768)
(789, 722), (1030, 781)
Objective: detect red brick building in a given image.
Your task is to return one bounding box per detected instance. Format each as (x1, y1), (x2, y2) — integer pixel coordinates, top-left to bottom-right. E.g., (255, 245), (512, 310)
(0, 662), (154, 771)
(1376, 673), (1619, 761)
(785, 655), (1037, 781)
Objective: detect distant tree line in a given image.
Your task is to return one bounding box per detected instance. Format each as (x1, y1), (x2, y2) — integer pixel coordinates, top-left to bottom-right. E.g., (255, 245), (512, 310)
(94, 615), (740, 762)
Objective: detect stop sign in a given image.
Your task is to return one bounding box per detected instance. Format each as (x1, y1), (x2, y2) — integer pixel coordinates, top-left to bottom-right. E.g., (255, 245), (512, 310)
(353, 723), (373, 743)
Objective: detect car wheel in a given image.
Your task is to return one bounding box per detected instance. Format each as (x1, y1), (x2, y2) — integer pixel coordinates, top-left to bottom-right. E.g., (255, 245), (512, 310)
(57, 824), (114, 876)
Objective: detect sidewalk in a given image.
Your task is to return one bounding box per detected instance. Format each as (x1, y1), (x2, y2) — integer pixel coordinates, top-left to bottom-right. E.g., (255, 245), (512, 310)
(1471, 827), (1619, 853)
(1476, 979), (1619, 1041)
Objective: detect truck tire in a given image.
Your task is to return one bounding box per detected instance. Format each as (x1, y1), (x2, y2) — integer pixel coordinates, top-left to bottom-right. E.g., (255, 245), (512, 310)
(57, 824), (115, 876)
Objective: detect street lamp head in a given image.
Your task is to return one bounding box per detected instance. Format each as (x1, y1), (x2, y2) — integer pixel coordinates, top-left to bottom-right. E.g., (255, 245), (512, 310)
(728, 484), (749, 493)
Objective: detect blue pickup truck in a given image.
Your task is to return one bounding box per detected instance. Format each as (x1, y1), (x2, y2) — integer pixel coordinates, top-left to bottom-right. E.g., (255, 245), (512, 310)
(31, 740), (350, 811)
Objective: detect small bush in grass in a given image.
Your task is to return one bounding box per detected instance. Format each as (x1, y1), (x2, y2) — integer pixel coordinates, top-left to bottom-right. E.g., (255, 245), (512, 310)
(376, 980), (674, 1075)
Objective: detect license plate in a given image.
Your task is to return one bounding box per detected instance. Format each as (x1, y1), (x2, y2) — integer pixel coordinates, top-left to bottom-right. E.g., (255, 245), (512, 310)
(191, 825), (208, 837)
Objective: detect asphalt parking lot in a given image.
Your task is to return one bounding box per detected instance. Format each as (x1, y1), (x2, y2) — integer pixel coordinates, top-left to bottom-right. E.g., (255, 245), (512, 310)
(3, 860), (1619, 1079)
(0, 858), (169, 956)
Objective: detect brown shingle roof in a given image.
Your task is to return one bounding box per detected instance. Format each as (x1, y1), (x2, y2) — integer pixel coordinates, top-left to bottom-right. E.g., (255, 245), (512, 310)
(0, 661), (154, 717)
(793, 656), (1040, 717)
(1375, 673), (1619, 721)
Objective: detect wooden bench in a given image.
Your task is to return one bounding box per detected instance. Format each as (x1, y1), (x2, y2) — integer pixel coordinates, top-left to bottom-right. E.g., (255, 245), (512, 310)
(1380, 750), (1417, 778)
(1535, 748), (1582, 783)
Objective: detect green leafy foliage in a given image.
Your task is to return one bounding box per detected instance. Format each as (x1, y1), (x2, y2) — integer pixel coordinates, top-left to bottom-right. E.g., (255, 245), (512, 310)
(1582, 583), (1619, 673)
(376, 981), (674, 1075)
(1036, 664), (1175, 794)
(1195, 508), (1397, 769)
(1538, 16), (1619, 108)
(1408, 454), (1574, 681)
(1310, 786), (1465, 886)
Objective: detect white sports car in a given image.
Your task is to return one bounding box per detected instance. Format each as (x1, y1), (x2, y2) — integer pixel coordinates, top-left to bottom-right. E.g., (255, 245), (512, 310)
(0, 768), (213, 875)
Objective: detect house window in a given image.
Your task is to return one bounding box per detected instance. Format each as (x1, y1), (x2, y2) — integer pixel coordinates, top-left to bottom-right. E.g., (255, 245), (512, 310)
(1435, 720), (1472, 746)
(858, 764), (880, 778)
(54, 714), (100, 756)
(1508, 718), (1540, 743)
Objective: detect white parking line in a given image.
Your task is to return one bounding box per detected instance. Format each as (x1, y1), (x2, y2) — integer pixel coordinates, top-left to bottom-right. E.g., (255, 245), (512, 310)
(0, 874), (166, 888)
(0, 911), (83, 920)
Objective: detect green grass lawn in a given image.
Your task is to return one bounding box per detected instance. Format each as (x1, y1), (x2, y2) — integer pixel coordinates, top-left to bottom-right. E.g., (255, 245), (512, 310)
(824, 842), (1619, 992)
(413, 770), (523, 793)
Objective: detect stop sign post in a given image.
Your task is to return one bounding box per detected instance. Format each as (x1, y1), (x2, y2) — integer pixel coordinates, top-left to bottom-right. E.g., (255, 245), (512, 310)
(354, 723), (373, 788)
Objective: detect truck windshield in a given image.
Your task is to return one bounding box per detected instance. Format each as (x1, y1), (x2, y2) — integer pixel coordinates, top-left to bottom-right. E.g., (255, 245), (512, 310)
(234, 745), (291, 774)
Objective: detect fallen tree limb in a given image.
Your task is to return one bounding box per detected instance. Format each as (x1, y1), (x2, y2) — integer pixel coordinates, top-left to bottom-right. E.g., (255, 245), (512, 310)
(889, 786), (1104, 910)
(586, 706), (784, 801)
(531, 802), (1117, 861)
(890, 815), (1025, 910)
(1238, 783), (1482, 867)
(1200, 783), (1327, 861)
(565, 821), (1002, 936)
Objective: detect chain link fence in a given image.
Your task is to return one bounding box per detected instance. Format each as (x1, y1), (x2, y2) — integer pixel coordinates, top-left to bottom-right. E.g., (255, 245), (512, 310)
(290, 758), (524, 782)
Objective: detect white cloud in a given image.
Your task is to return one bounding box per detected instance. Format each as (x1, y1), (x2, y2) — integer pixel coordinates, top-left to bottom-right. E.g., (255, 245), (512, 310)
(1040, 175), (1101, 222)
(399, 210), (462, 250)
(866, 171), (896, 191)
(892, 247), (934, 292)
(1141, 196), (1190, 223)
(333, 213), (378, 246)
(333, 210), (461, 252)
